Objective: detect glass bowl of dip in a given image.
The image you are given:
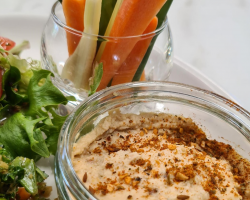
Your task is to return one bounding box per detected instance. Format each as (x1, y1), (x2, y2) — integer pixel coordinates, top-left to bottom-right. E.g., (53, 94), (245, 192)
(41, 1), (173, 102)
(55, 81), (250, 200)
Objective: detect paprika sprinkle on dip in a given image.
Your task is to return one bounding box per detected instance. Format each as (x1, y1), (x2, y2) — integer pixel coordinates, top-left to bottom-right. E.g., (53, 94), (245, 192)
(72, 111), (250, 200)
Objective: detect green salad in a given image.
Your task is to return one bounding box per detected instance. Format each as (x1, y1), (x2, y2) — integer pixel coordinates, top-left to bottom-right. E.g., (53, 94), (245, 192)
(0, 146), (49, 200)
(0, 38), (74, 199)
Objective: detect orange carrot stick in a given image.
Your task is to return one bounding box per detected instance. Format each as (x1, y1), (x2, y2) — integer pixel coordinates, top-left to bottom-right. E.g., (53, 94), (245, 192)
(140, 70), (146, 81)
(97, 0), (167, 91)
(111, 17), (158, 86)
(62, 0), (86, 55)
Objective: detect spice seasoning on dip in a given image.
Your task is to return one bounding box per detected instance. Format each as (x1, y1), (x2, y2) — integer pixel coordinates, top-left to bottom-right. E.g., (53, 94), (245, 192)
(72, 111), (250, 200)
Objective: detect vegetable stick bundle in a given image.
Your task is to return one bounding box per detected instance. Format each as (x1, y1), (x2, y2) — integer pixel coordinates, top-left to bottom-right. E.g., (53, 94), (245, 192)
(61, 0), (173, 94)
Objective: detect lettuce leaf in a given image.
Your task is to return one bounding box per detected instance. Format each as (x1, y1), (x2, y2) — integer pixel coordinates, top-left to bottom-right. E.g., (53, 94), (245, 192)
(41, 107), (68, 155)
(0, 113), (47, 161)
(0, 50), (75, 160)
(2, 66), (27, 105)
(26, 69), (69, 117)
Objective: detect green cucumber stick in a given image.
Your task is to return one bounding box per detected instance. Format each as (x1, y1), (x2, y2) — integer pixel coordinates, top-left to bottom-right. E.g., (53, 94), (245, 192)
(98, 0), (117, 37)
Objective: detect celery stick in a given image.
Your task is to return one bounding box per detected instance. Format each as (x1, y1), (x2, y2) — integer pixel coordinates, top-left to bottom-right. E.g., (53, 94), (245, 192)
(61, 0), (102, 90)
(95, 0), (123, 62)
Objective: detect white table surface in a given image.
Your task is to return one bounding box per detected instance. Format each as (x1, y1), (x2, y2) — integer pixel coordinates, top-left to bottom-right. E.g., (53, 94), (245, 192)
(0, 0), (250, 111)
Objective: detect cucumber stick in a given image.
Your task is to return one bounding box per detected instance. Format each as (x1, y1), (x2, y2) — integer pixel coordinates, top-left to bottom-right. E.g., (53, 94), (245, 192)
(62, 0), (102, 90)
(95, 0), (123, 62)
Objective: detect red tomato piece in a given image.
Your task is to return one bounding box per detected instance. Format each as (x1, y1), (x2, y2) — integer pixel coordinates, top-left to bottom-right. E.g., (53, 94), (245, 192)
(0, 36), (16, 51)
(0, 36), (16, 97)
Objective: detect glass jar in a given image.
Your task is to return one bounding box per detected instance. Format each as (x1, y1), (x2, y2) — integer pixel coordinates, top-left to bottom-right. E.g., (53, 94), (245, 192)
(55, 81), (250, 200)
(41, 1), (173, 101)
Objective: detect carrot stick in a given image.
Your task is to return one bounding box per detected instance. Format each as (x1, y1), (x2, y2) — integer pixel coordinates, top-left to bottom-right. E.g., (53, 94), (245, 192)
(140, 70), (146, 81)
(111, 17), (158, 86)
(62, 0), (86, 56)
(97, 0), (167, 91)
(133, 0), (173, 81)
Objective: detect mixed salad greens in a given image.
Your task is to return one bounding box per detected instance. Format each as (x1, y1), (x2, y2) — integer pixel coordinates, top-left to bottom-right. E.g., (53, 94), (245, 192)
(0, 37), (74, 199)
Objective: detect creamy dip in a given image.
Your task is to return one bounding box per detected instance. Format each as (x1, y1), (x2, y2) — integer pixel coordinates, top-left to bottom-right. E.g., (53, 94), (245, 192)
(72, 111), (250, 200)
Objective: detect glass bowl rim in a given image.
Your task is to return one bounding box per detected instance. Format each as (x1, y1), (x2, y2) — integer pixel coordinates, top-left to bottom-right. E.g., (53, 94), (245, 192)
(57, 81), (250, 199)
(72, 81), (250, 119)
(51, 1), (169, 39)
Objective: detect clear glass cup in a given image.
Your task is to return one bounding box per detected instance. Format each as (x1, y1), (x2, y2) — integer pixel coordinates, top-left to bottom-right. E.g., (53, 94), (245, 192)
(55, 81), (250, 200)
(41, 1), (173, 101)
